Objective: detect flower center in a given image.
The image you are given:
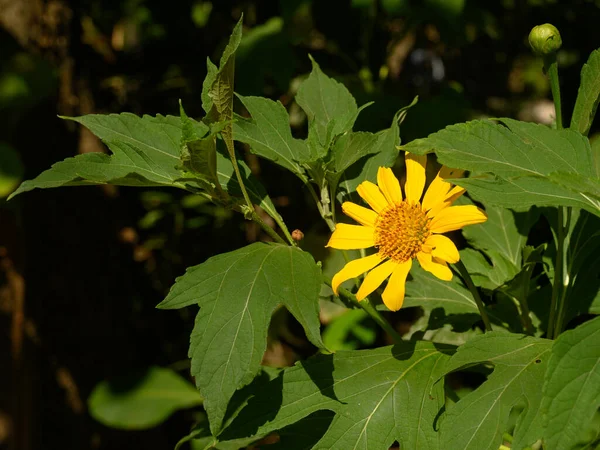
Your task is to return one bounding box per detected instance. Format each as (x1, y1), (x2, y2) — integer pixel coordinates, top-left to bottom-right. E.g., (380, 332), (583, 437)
(374, 201), (431, 263)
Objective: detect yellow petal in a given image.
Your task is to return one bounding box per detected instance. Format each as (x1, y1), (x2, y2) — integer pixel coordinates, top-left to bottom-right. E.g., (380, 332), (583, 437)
(357, 181), (388, 213)
(356, 259), (397, 300)
(422, 167), (465, 212)
(342, 202), (378, 227)
(377, 167), (402, 205)
(326, 223), (375, 249)
(381, 259), (412, 311)
(404, 152), (428, 204)
(331, 253), (383, 294)
(425, 234), (459, 263)
(429, 205), (488, 234)
(444, 185), (466, 203)
(417, 252), (453, 281)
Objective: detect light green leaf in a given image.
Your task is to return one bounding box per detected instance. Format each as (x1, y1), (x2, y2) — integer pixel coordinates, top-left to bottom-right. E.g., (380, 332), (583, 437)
(403, 118), (593, 177)
(157, 243), (324, 434)
(547, 171), (600, 205)
(233, 95), (310, 179)
(202, 57), (218, 115)
(541, 316), (600, 450)
(322, 309), (375, 351)
(462, 205), (539, 269)
(296, 55), (358, 149)
(571, 48), (600, 136)
(219, 342), (451, 450)
(88, 367), (202, 430)
(337, 113), (400, 203)
(439, 333), (552, 450)
(456, 176), (600, 217)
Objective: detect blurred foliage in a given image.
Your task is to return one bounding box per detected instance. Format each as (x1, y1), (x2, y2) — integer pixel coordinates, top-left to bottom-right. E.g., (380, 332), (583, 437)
(2, 0), (600, 448)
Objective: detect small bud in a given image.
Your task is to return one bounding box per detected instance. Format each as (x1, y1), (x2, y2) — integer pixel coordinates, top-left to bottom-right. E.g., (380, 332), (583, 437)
(292, 229), (304, 242)
(528, 24), (562, 56)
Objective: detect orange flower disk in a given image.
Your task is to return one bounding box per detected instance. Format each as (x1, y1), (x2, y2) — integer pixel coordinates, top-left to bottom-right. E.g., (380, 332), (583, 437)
(326, 152), (487, 311)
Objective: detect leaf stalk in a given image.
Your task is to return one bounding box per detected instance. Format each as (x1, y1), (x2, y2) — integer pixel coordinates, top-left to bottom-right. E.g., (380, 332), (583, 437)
(454, 260), (493, 332)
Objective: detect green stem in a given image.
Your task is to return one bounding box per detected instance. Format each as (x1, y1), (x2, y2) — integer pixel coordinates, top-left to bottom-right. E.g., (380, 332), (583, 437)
(548, 207), (564, 339)
(272, 214), (297, 246)
(454, 260), (493, 332)
(306, 182), (336, 232)
(324, 278), (403, 344)
(249, 210), (287, 245)
(553, 207), (572, 337)
(544, 57), (563, 129)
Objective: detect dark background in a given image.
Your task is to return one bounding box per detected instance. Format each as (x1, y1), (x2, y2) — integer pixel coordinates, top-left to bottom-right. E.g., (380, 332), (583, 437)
(1, 0), (599, 448)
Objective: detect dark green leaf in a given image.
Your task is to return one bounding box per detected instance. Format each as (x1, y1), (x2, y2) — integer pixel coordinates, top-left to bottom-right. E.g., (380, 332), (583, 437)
(296, 56), (358, 150)
(220, 342), (451, 450)
(233, 95), (310, 179)
(541, 316), (600, 450)
(88, 367), (202, 430)
(157, 243), (324, 434)
(403, 119), (593, 177)
(571, 48), (600, 136)
(439, 333), (551, 450)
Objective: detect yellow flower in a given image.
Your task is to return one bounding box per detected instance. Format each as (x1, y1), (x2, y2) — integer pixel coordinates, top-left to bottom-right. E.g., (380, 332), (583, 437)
(326, 152), (487, 311)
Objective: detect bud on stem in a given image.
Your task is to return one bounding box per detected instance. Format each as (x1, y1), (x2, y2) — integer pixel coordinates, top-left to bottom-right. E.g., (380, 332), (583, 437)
(528, 23), (562, 56)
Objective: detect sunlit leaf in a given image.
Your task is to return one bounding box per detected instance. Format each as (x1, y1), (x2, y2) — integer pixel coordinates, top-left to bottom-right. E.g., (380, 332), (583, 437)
(439, 333), (551, 450)
(540, 316), (600, 450)
(219, 342), (451, 450)
(157, 243), (324, 434)
(571, 48), (600, 136)
(233, 95), (310, 179)
(88, 367), (202, 430)
(296, 55), (358, 150)
(403, 119), (593, 177)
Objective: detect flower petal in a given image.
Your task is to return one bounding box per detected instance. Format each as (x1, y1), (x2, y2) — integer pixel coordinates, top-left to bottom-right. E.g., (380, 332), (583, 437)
(381, 259), (412, 311)
(342, 202), (378, 227)
(425, 234), (459, 263)
(326, 224), (375, 249)
(417, 252), (453, 281)
(331, 253), (383, 294)
(422, 166), (464, 212)
(356, 259), (397, 300)
(404, 152), (428, 204)
(377, 167), (402, 205)
(357, 181), (389, 212)
(429, 205), (488, 234)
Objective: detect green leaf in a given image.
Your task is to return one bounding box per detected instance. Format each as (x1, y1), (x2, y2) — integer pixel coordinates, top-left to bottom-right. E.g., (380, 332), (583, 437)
(219, 342), (451, 450)
(540, 316), (600, 450)
(88, 367), (203, 430)
(403, 118), (594, 177)
(296, 55), (358, 150)
(336, 112), (401, 203)
(202, 57), (218, 115)
(462, 205), (539, 269)
(439, 333), (552, 450)
(460, 248), (518, 291)
(10, 113), (197, 198)
(322, 309), (375, 351)
(0, 142), (24, 198)
(571, 48), (600, 136)
(179, 102), (219, 190)
(456, 175), (600, 217)
(157, 243), (324, 434)
(233, 95), (310, 179)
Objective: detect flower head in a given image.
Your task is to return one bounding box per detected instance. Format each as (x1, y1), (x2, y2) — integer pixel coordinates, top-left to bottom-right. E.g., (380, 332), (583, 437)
(326, 152), (487, 311)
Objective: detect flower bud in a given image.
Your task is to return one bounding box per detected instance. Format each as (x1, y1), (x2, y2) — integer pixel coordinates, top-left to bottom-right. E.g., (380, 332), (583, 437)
(292, 229), (304, 242)
(528, 24), (562, 56)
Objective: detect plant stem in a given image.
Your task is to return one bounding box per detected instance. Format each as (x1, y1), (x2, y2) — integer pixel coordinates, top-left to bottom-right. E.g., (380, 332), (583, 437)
(553, 206), (572, 337)
(454, 260), (493, 332)
(248, 210), (287, 245)
(547, 207), (564, 339)
(324, 278), (403, 344)
(306, 182), (336, 232)
(272, 214), (297, 246)
(544, 56), (563, 129)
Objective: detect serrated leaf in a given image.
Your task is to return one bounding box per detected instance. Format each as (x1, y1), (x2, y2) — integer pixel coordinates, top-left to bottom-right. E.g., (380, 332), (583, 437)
(403, 118), (594, 177)
(296, 56), (358, 149)
(202, 57), (219, 115)
(233, 95), (310, 179)
(219, 342), (451, 450)
(157, 243), (324, 434)
(10, 113), (199, 198)
(456, 175), (600, 218)
(462, 205), (539, 269)
(571, 48), (600, 136)
(88, 367), (203, 430)
(460, 248), (519, 290)
(337, 113), (400, 203)
(439, 333), (552, 450)
(540, 316), (600, 450)
(179, 102), (219, 190)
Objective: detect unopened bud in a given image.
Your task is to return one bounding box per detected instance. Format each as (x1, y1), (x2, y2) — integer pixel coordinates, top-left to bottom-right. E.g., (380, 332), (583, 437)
(292, 229), (304, 242)
(528, 24), (562, 56)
